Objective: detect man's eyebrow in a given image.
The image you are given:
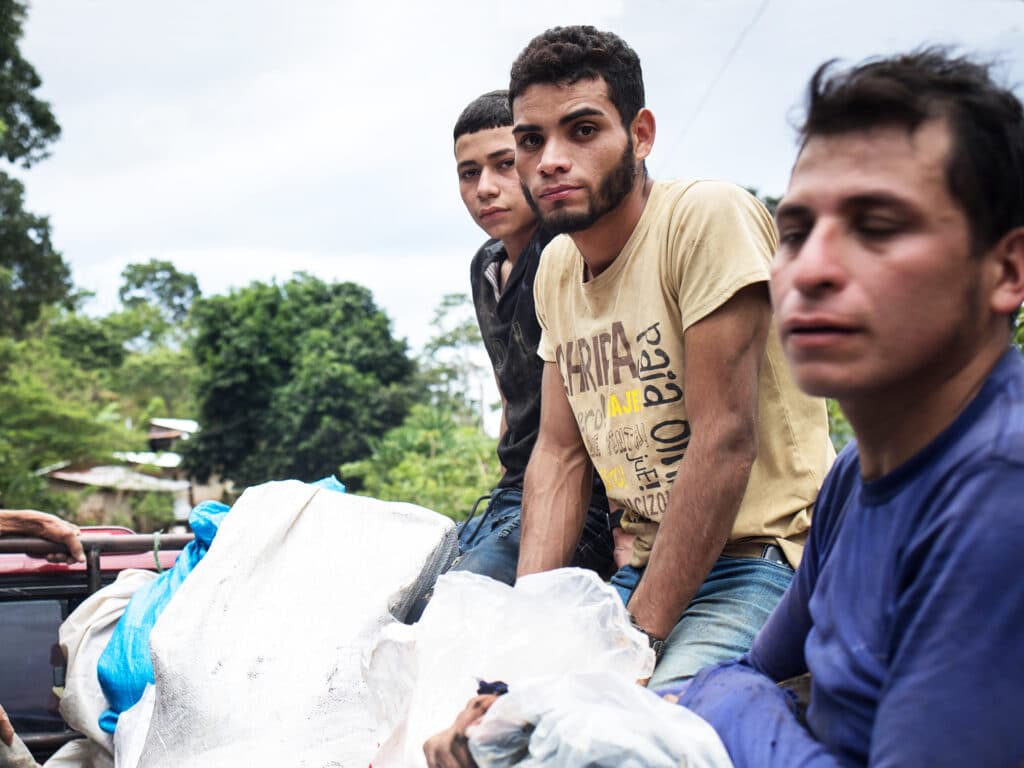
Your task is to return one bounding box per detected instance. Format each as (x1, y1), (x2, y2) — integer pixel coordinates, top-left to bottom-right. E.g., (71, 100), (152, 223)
(512, 106), (607, 134)
(487, 147), (514, 160)
(456, 159), (480, 170)
(558, 106), (604, 126)
(774, 202), (813, 223)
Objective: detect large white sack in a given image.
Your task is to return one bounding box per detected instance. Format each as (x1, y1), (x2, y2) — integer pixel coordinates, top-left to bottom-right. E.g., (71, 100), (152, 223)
(50, 569), (157, 768)
(368, 569), (656, 768)
(111, 685), (153, 768)
(136, 481), (456, 768)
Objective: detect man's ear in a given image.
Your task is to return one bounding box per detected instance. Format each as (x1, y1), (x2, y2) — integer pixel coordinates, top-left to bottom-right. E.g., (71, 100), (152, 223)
(631, 108), (656, 162)
(988, 226), (1024, 318)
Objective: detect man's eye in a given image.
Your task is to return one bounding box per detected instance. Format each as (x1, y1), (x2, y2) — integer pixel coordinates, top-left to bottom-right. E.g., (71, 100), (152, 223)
(856, 218), (902, 238)
(460, 169), (479, 181)
(518, 134), (542, 150)
(574, 124), (597, 138)
(499, 158), (515, 170)
(778, 228), (808, 247)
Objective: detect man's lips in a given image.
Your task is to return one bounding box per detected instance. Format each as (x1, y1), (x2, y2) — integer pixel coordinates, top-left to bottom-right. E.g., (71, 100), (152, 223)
(538, 184), (581, 201)
(479, 207), (507, 220)
(782, 316), (861, 346)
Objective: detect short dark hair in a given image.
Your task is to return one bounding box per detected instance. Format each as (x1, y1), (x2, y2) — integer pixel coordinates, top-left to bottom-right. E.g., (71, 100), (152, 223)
(453, 90), (512, 143)
(509, 26), (644, 129)
(798, 48), (1024, 253)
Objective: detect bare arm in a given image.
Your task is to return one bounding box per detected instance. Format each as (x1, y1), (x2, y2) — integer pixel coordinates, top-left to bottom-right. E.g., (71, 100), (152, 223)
(628, 283), (769, 639)
(0, 509), (84, 563)
(517, 362), (592, 576)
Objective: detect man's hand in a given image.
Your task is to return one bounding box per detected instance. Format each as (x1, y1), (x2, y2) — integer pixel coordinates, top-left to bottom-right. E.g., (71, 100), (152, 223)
(422, 694), (499, 768)
(0, 704), (14, 748)
(0, 509), (84, 563)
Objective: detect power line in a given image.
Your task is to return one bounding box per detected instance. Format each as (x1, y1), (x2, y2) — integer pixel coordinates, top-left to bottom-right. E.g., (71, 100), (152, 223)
(662, 0), (772, 163)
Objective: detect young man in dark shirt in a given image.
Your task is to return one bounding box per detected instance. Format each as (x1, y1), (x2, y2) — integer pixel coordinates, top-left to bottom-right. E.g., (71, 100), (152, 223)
(449, 90), (615, 586)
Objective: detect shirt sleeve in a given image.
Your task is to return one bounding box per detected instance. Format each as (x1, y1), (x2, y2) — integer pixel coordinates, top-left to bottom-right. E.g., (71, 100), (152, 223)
(668, 181), (777, 331)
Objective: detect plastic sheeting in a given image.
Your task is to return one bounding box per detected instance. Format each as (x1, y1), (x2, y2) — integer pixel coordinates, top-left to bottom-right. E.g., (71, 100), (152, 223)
(132, 480), (455, 768)
(468, 673), (734, 768)
(368, 568), (656, 768)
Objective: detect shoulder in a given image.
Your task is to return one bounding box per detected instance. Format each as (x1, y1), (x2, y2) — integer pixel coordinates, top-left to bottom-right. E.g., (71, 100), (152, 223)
(470, 238), (502, 276)
(654, 179), (770, 220)
(651, 179), (777, 255)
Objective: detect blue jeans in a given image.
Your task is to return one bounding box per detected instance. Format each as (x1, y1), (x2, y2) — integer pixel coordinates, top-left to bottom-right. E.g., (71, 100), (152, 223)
(610, 555), (793, 687)
(452, 487), (615, 584)
(403, 488), (614, 623)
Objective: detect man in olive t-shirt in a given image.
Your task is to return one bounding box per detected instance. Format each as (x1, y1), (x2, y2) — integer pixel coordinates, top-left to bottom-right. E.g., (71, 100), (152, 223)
(511, 26), (832, 687)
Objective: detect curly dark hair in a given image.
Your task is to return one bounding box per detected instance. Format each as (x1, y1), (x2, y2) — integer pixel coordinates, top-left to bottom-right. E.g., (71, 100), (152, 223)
(509, 26), (644, 128)
(453, 90), (512, 143)
(799, 48), (1024, 254)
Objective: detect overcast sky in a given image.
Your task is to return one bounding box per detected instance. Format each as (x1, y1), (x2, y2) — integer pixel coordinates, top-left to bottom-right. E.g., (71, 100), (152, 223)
(16, 0), (1024, 353)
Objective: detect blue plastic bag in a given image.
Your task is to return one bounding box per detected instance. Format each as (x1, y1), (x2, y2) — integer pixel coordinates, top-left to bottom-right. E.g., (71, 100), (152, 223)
(96, 500), (230, 733)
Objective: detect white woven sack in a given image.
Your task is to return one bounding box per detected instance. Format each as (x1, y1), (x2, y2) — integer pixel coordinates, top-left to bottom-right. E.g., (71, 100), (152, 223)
(135, 481), (456, 768)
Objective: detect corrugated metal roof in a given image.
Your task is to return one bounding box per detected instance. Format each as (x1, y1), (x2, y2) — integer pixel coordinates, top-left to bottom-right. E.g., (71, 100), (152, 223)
(45, 465), (190, 493)
(113, 451), (183, 469)
(148, 418), (199, 434)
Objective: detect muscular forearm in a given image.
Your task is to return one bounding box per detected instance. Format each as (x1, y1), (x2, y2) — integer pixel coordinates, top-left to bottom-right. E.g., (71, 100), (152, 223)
(628, 425), (756, 638)
(517, 440), (592, 576)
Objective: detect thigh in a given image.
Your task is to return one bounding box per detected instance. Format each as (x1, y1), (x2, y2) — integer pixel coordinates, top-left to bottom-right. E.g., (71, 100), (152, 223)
(648, 557), (793, 688)
(608, 564), (643, 606)
(570, 507), (616, 579)
(449, 490), (524, 586)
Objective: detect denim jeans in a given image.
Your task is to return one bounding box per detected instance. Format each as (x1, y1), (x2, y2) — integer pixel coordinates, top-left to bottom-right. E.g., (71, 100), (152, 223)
(610, 554), (793, 687)
(403, 488), (614, 623)
(452, 487), (615, 584)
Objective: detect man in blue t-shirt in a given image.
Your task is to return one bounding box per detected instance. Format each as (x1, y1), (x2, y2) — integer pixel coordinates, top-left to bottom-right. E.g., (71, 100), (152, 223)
(671, 49), (1024, 766)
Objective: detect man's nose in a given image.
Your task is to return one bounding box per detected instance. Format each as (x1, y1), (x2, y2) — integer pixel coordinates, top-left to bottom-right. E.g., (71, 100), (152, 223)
(790, 220), (848, 295)
(537, 137), (571, 176)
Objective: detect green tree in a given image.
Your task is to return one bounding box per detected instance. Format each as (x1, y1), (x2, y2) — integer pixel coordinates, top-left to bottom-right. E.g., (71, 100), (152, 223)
(119, 259), (201, 326)
(0, 0), (71, 337)
(0, 0), (60, 168)
(0, 335), (139, 509)
(420, 292), (489, 423)
(182, 274), (417, 487)
(0, 171), (71, 336)
(340, 403), (499, 520)
(340, 294), (500, 519)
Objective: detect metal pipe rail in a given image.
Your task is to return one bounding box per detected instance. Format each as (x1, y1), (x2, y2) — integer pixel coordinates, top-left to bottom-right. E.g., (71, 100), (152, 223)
(0, 533), (194, 593)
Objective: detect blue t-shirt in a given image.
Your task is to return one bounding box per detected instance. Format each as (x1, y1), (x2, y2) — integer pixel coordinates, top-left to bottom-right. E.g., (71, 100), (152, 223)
(676, 348), (1024, 767)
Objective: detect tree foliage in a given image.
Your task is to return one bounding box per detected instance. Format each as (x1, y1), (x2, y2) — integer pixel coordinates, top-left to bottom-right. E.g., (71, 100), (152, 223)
(0, 171), (71, 336)
(0, 0), (60, 168)
(182, 274), (417, 487)
(119, 259), (200, 326)
(0, 0), (72, 337)
(0, 335), (139, 509)
(340, 404), (499, 520)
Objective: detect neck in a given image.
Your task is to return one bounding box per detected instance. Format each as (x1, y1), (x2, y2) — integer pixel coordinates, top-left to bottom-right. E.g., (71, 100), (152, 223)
(571, 177), (653, 278)
(501, 226), (535, 265)
(842, 337), (1009, 480)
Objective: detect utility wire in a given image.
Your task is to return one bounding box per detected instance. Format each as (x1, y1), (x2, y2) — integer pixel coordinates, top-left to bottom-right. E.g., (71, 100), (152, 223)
(661, 0), (772, 164)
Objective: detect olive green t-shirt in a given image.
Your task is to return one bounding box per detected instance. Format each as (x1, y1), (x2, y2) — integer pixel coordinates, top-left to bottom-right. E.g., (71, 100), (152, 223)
(535, 179), (834, 568)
